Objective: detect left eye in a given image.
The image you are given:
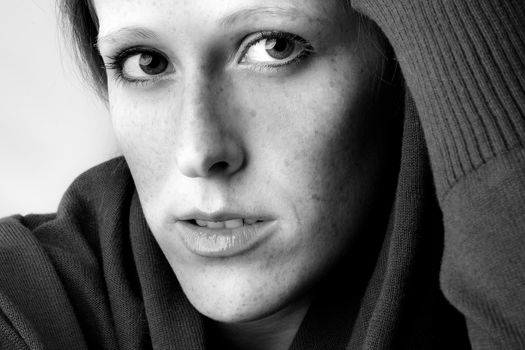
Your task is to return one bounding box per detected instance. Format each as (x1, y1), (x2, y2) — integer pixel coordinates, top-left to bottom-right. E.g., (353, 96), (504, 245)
(240, 32), (313, 66)
(121, 51), (170, 78)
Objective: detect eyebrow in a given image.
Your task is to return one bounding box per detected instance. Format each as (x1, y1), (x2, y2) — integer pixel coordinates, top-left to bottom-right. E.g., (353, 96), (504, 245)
(97, 5), (312, 50)
(97, 26), (159, 51)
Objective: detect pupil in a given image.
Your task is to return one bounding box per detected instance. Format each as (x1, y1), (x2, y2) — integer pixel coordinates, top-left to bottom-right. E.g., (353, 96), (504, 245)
(273, 39), (288, 52)
(265, 38), (294, 60)
(139, 53), (167, 75)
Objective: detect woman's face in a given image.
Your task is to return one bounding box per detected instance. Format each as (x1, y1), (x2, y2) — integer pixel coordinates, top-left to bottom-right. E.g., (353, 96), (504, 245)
(95, 0), (392, 322)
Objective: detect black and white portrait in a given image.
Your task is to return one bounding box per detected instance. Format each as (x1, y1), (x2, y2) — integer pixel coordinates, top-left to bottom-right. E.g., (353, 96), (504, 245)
(1, 1), (524, 349)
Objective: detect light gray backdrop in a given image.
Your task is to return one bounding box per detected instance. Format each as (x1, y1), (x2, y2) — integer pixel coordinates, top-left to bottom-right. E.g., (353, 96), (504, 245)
(0, 0), (117, 217)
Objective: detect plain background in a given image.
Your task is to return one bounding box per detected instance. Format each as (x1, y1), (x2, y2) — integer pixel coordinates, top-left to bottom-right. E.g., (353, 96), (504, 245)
(0, 0), (117, 217)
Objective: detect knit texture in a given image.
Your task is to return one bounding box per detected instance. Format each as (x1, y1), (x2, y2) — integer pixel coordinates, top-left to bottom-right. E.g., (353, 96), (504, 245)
(352, 0), (525, 348)
(1, 0), (525, 349)
(352, 0), (525, 197)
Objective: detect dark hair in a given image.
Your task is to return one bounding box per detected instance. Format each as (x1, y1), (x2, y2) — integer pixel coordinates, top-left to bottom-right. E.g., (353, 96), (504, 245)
(59, 0), (107, 99)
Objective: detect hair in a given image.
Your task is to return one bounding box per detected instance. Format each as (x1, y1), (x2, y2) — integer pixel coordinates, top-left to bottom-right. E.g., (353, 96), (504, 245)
(58, 0), (400, 101)
(59, 0), (106, 100)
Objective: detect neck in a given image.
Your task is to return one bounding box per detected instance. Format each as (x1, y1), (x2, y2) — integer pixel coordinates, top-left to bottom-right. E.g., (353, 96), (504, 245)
(209, 294), (313, 350)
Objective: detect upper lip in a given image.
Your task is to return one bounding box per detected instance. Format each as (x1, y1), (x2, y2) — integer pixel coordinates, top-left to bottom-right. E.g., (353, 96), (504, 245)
(177, 209), (273, 222)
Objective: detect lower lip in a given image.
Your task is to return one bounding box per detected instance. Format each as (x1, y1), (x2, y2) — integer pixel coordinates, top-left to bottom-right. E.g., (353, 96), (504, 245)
(176, 220), (276, 258)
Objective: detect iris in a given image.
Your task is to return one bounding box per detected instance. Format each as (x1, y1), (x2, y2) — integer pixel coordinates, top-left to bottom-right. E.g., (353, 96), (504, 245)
(138, 53), (168, 75)
(264, 38), (295, 59)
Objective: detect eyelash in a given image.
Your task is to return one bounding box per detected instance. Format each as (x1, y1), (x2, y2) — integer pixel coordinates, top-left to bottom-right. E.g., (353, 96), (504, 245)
(103, 31), (315, 86)
(237, 31), (315, 69)
(104, 47), (166, 86)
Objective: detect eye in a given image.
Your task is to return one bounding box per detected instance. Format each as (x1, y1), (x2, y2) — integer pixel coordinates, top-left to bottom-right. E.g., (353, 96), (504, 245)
(105, 48), (173, 84)
(239, 32), (314, 67)
(124, 52), (168, 76)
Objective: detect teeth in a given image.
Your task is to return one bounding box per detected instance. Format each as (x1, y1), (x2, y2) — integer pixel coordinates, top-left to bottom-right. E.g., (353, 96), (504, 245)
(193, 218), (260, 228)
(195, 219), (208, 227)
(225, 219), (243, 228)
(207, 221), (225, 229)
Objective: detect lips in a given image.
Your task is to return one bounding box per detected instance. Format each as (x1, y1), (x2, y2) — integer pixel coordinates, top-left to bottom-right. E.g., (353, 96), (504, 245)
(175, 214), (275, 257)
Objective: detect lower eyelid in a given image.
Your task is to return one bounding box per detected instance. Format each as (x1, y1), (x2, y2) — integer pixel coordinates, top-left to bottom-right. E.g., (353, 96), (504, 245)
(109, 69), (172, 88)
(241, 48), (313, 72)
(131, 75), (172, 87)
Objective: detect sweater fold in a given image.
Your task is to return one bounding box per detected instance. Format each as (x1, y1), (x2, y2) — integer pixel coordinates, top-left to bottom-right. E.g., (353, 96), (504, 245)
(352, 0), (525, 197)
(352, 0), (525, 347)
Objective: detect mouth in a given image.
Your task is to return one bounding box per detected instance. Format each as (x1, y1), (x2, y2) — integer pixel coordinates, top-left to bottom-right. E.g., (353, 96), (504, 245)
(175, 216), (275, 258)
(188, 218), (263, 229)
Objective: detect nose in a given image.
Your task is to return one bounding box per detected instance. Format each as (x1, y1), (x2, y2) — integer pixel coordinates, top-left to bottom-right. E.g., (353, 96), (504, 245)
(175, 78), (244, 178)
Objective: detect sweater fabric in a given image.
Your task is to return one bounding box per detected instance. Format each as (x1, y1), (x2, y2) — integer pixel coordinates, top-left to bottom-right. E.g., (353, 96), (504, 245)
(1, 0), (524, 349)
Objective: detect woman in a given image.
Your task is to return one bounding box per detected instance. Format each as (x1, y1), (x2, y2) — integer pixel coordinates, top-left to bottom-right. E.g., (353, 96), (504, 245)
(0, 0), (524, 349)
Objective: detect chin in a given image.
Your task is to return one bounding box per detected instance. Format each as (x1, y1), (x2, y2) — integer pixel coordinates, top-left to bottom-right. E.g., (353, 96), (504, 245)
(172, 260), (305, 324)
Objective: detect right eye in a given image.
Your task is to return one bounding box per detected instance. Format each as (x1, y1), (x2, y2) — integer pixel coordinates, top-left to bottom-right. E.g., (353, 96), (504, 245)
(106, 48), (173, 83)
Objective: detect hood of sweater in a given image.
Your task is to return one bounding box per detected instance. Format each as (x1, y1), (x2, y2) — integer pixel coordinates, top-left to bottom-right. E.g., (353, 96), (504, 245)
(0, 91), (466, 350)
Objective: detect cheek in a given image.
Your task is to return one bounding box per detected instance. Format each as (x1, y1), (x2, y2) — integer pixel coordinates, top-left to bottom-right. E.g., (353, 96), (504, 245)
(108, 88), (176, 207)
(244, 67), (376, 206)
(259, 66), (383, 251)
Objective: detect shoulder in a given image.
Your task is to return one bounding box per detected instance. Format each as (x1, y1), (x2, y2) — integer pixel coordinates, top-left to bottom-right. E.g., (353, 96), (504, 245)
(0, 156), (133, 266)
(0, 157), (133, 348)
(0, 156), (133, 292)
(0, 155), (130, 265)
(0, 156), (131, 251)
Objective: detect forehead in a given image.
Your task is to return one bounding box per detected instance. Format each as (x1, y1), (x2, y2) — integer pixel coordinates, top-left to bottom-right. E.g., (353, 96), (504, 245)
(94, 0), (340, 38)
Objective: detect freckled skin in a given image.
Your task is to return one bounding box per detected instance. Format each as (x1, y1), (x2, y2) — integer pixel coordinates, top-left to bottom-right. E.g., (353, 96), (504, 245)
(95, 0), (397, 330)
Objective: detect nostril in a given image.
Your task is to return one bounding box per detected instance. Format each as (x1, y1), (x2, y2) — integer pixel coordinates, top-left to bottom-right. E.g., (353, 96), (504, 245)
(208, 161), (229, 174)
(177, 138), (244, 178)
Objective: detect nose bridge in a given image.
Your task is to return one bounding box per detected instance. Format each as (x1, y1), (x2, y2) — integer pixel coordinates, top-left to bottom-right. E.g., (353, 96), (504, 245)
(182, 74), (218, 140)
(175, 71), (244, 178)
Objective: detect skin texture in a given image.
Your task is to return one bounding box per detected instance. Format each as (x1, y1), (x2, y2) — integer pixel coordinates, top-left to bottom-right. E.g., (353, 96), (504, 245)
(94, 0), (395, 348)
